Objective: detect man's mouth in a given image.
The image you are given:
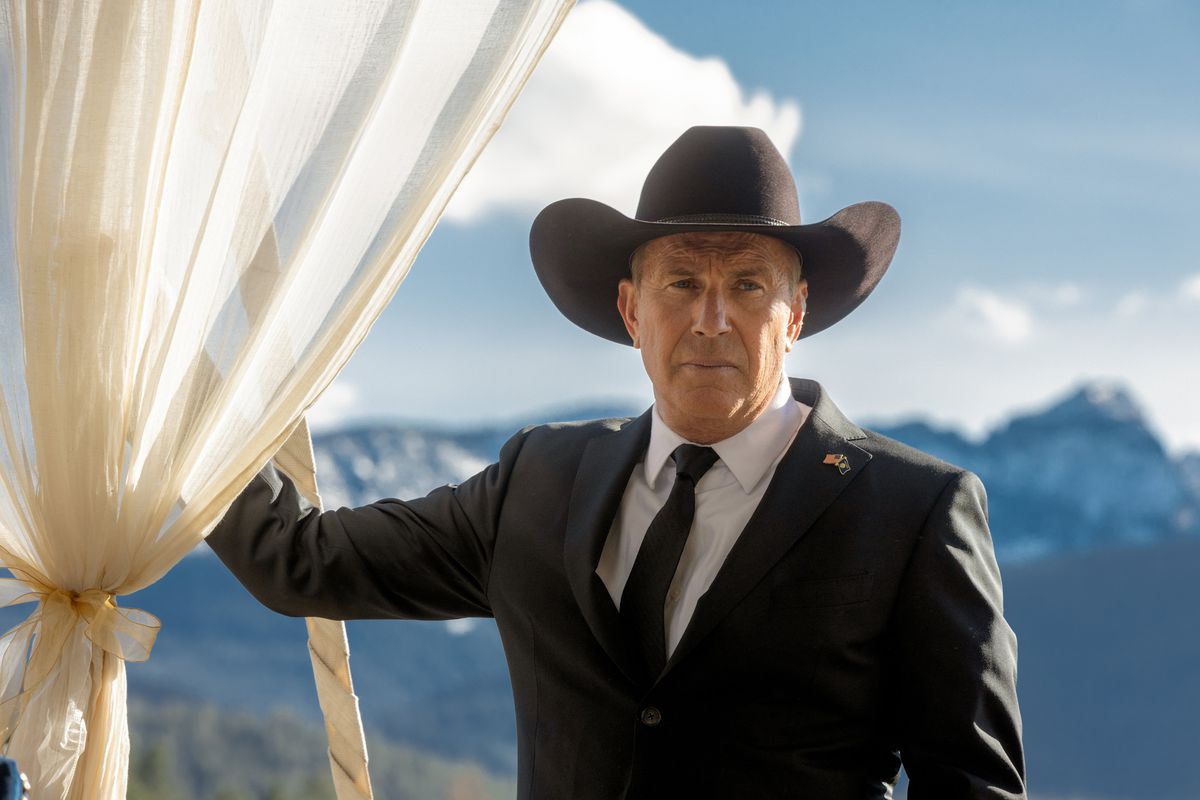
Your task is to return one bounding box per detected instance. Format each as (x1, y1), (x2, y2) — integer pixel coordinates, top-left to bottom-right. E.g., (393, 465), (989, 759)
(681, 360), (737, 369)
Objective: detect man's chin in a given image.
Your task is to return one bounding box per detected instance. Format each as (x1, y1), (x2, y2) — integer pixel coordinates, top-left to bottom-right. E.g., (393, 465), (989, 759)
(667, 387), (747, 422)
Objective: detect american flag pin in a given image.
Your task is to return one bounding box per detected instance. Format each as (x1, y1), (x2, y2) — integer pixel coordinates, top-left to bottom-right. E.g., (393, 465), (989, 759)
(823, 453), (851, 475)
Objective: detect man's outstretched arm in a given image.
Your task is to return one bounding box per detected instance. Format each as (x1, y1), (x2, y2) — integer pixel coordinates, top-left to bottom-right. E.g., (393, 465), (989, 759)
(890, 469), (1027, 798)
(205, 428), (531, 621)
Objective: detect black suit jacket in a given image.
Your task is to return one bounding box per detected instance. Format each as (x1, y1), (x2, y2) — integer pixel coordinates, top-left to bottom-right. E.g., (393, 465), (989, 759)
(207, 377), (1026, 799)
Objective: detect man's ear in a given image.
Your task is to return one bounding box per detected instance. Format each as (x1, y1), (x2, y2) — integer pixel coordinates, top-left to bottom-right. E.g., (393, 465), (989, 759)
(784, 277), (808, 351)
(616, 278), (640, 348)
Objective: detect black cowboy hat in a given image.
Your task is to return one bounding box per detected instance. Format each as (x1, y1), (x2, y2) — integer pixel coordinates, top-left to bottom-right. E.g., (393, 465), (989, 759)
(529, 125), (900, 345)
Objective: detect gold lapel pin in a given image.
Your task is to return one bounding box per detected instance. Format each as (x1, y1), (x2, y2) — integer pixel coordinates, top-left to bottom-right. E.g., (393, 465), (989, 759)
(823, 453), (851, 475)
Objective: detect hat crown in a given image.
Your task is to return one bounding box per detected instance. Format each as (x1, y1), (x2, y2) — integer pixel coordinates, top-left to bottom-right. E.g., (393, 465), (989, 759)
(635, 126), (802, 225)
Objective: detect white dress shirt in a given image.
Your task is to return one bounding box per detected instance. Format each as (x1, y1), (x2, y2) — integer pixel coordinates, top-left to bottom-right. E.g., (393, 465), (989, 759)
(596, 379), (811, 660)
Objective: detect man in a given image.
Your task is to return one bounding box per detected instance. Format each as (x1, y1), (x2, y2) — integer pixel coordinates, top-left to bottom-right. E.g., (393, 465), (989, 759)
(208, 126), (1026, 798)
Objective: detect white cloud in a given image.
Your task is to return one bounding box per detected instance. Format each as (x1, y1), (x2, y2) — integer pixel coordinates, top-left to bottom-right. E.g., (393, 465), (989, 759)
(1045, 282), (1083, 306)
(1019, 280), (1084, 307)
(307, 381), (360, 430)
(444, 0), (802, 223)
(1117, 291), (1149, 318)
(1180, 273), (1200, 302)
(951, 285), (1035, 345)
(444, 618), (478, 636)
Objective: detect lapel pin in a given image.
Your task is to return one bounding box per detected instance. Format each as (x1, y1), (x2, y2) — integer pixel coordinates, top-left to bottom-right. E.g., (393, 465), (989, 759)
(823, 453), (851, 475)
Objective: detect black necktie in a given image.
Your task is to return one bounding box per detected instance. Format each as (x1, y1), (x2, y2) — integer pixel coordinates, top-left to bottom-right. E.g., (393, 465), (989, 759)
(620, 443), (721, 678)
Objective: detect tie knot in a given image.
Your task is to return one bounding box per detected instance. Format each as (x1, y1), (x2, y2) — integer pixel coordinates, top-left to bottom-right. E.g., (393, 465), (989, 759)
(671, 444), (719, 483)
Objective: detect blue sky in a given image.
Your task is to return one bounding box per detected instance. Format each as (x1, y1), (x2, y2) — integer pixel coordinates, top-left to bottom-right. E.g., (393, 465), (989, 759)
(314, 0), (1200, 455)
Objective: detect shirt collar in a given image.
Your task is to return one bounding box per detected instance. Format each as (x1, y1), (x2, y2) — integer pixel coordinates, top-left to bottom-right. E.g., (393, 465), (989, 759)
(644, 379), (810, 494)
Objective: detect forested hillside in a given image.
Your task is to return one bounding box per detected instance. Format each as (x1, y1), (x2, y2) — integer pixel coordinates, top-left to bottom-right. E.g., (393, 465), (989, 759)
(126, 699), (515, 800)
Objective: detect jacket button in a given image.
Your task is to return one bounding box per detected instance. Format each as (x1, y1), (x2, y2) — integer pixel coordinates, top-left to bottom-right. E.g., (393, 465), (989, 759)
(640, 707), (662, 726)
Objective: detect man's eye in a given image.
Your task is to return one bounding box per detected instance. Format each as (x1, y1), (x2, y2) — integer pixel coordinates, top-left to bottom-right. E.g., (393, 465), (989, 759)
(671, 279), (696, 289)
(737, 280), (762, 291)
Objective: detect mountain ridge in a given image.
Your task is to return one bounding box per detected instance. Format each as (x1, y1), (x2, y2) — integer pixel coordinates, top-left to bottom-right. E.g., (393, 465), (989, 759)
(0, 377), (1184, 797)
(311, 377), (1200, 561)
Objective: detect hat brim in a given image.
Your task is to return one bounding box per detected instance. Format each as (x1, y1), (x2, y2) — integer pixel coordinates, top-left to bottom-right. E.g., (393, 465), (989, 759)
(530, 198), (901, 345)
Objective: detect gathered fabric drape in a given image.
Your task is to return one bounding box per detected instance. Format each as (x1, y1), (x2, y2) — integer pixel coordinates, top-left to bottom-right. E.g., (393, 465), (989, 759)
(275, 416), (376, 800)
(0, 0), (573, 797)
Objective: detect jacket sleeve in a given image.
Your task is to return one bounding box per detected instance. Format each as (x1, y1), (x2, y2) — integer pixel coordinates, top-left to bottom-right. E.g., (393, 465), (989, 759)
(890, 469), (1027, 798)
(204, 427), (532, 621)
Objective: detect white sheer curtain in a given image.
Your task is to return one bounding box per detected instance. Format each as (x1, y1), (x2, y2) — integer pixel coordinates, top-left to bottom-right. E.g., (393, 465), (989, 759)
(0, 1), (572, 797)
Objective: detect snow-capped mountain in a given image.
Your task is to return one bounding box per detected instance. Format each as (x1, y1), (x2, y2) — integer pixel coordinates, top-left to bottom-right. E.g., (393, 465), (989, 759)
(1180, 451), (1200, 503)
(310, 381), (1200, 564)
(866, 380), (1200, 561)
(66, 379), (1190, 798)
(311, 401), (645, 509)
(313, 427), (491, 508)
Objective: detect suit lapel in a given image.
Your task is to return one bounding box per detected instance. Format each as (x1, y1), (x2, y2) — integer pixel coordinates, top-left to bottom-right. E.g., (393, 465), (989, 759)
(657, 377), (873, 683)
(563, 410), (652, 688)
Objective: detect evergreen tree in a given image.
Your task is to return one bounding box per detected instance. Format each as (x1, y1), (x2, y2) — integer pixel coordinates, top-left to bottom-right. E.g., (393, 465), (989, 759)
(127, 743), (185, 800)
(212, 788), (254, 800)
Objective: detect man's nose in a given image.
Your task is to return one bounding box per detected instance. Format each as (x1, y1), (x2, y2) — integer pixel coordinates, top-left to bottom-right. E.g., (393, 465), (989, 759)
(692, 288), (732, 336)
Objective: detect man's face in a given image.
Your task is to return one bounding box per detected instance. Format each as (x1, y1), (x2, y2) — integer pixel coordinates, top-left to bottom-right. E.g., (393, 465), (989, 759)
(616, 232), (808, 442)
